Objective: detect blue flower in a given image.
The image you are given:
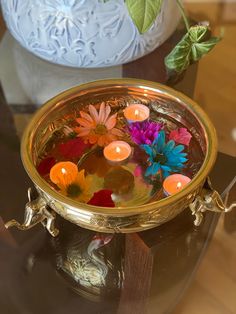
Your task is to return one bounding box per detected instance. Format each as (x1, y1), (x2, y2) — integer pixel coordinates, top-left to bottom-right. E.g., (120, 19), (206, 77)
(141, 130), (188, 178)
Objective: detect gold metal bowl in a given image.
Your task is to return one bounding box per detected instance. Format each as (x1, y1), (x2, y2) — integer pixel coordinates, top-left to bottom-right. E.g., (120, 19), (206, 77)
(6, 79), (235, 236)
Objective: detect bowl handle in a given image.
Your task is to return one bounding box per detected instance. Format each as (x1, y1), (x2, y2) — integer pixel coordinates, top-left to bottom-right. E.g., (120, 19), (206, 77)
(189, 177), (236, 226)
(5, 187), (59, 237)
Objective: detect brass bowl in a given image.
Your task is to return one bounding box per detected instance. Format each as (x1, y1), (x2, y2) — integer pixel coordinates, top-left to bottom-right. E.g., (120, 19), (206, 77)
(7, 79), (234, 236)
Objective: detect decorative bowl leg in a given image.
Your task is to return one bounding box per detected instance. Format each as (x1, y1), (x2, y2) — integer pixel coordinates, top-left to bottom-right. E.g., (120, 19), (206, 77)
(5, 187), (59, 237)
(189, 177), (236, 226)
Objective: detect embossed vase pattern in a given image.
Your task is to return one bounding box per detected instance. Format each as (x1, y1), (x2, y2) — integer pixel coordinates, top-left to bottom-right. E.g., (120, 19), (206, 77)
(1, 0), (180, 68)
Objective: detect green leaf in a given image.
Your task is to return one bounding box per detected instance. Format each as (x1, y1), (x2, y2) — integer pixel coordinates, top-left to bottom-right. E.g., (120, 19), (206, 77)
(191, 36), (221, 61)
(164, 34), (192, 73)
(126, 0), (163, 34)
(165, 25), (221, 73)
(189, 25), (208, 42)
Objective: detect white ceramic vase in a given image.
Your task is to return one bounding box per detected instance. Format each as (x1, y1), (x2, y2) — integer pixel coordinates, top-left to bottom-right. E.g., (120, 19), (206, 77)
(1, 0), (180, 68)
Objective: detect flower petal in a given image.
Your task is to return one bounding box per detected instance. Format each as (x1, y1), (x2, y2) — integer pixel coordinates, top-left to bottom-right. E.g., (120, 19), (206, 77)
(145, 162), (160, 176)
(155, 130), (165, 151)
(164, 140), (175, 153)
(98, 102), (106, 123)
(37, 157), (56, 176)
(79, 110), (94, 123)
(77, 169), (86, 182)
(105, 113), (117, 130)
(128, 121), (162, 145)
(141, 144), (153, 156)
(134, 165), (143, 177)
(162, 170), (170, 178)
(111, 128), (123, 137)
(172, 145), (185, 154)
(169, 128), (192, 146)
(104, 105), (111, 122)
(97, 135), (108, 146)
(152, 162), (160, 174)
(160, 165), (171, 172)
(88, 134), (99, 144)
(87, 189), (115, 207)
(145, 165), (153, 176)
(59, 138), (91, 159)
(76, 117), (93, 128)
(88, 105), (99, 123)
(75, 128), (90, 136)
(179, 157), (188, 163)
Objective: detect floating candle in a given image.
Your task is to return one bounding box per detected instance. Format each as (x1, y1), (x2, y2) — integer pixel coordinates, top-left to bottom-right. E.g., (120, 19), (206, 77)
(124, 104), (150, 123)
(163, 174), (191, 196)
(50, 161), (78, 188)
(103, 141), (132, 163)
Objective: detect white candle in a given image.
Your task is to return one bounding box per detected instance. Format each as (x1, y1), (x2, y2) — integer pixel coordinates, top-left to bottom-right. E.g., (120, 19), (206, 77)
(163, 174), (191, 196)
(103, 141), (132, 163)
(124, 104), (150, 123)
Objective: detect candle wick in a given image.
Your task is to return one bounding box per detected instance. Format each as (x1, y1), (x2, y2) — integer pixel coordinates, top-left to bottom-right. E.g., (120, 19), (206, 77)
(116, 146), (121, 154)
(134, 109), (139, 117)
(61, 168), (67, 174)
(177, 182), (182, 189)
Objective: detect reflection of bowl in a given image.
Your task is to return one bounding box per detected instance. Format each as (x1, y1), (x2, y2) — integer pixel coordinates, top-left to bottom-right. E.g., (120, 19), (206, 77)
(13, 40), (122, 106)
(21, 79), (217, 233)
(50, 220), (124, 302)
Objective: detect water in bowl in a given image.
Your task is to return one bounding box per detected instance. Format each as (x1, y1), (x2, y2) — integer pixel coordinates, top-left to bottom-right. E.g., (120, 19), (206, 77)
(36, 102), (204, 208)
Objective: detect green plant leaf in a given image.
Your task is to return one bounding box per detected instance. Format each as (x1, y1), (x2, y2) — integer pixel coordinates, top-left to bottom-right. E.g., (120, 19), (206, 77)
(126, 0), (163, 34)
(191, 36), (221, 61)
(165, 25), (221, 73)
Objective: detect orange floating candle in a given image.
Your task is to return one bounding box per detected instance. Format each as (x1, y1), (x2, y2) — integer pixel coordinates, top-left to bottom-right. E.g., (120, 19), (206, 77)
(50, 161), (78, 189)
(163, 174), (191, 196)
(123, 104), (150, 123)
(103, 141), (132, 163)
(49, 162), (91, 201)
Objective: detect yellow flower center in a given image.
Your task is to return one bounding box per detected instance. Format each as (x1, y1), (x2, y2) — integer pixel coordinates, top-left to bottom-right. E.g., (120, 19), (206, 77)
(94, 124), (107, 135)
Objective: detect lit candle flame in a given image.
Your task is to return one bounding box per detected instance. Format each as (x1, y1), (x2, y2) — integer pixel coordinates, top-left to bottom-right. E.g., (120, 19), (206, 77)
(115, 146), (121, 154)
(134, 109), (139, 117)
(177, 182), (182, 189)
(61, 168), (67, 174)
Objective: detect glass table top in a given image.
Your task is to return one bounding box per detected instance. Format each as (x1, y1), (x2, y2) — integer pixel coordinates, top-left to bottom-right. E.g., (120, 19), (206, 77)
(0, 11), (236, 314)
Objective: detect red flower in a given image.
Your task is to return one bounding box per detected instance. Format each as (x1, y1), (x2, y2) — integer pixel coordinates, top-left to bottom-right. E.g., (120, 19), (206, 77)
(59, 138), (91, 159)
(169, 128), (192, 146)
(87, 190), (115, 207)
(37, 157), (56, 176)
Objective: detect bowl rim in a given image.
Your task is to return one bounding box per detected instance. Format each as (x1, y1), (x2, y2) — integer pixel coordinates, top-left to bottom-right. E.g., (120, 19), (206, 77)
(21, 78), (218, 216)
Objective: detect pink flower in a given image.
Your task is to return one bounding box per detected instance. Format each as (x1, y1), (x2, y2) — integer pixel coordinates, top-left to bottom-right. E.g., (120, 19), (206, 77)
(75, 102), (123, 147)
(87, 189), (115, 207)
(169, 128), (192, 146)
(134, 165), (143, 177)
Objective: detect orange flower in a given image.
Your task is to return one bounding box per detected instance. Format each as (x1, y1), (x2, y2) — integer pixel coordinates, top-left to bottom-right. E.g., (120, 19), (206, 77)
(75, 102), (123, 147)
(50, 161), (91, 202)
